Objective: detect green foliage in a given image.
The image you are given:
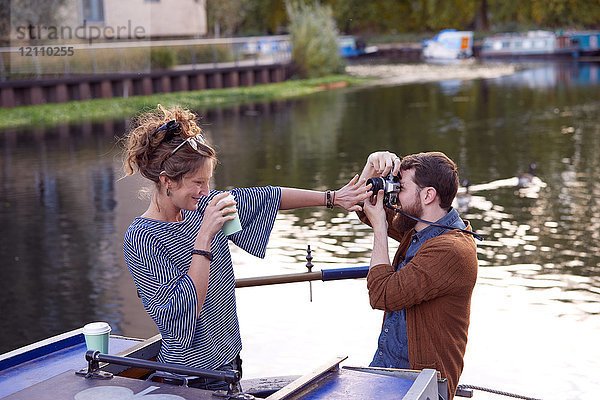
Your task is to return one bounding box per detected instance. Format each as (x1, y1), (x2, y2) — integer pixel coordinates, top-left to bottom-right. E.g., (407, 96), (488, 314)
(150, 47), (176, 70)
(0, 75), (369, 129)
(206, 0), (247, 36)
(420, 0), (474, 31)
(4, 44), (240, 80)
(243, 0), (288, 34)
(286, 1), (344, 78)
(225, 0), (600, 36)
(174, 45), (235, 65)
(208, 0), (288, 35)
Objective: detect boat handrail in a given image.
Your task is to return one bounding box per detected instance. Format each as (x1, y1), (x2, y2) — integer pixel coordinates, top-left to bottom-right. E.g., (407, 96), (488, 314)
(235, 265), (370, 288)
(79, 350), (240, 384)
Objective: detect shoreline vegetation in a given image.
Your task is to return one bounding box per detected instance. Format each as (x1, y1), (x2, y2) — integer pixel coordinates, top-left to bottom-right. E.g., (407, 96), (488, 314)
(0, 61), (522, 131)
(0, 75), (369, 131)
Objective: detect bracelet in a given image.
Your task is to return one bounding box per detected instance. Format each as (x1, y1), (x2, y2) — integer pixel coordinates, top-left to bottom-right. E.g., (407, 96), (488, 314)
(326, 190), (334, 209)
(191, 249), (213, 261)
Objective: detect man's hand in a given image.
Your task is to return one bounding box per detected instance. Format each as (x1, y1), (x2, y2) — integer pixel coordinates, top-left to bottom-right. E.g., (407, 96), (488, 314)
(363, 189), (392, 268)
(363, 189), (388, 232)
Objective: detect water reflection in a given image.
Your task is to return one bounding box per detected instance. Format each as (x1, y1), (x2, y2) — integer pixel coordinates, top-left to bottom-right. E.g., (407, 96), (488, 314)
(0, 61), (599, 399)
(495, 61), (600, 88)
(0, 123), (126, 346)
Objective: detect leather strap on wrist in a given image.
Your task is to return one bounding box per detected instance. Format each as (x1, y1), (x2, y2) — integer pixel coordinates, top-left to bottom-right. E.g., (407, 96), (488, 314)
(326, 190), (334, 209)
(191, 249), (213, 261)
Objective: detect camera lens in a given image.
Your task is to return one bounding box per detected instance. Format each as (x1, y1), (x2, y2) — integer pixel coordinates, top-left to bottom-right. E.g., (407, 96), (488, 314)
(366, 177), (384, 193)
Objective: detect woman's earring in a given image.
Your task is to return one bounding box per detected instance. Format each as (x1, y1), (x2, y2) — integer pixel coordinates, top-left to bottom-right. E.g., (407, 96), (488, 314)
(166, 188), (171, 197)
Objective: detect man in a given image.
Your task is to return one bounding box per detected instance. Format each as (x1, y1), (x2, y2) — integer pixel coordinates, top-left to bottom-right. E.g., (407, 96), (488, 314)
(358, 151), (479, 400)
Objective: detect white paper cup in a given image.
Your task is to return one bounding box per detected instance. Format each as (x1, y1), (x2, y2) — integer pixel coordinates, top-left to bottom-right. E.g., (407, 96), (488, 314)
(222, 207), (242, 236)
(82, 322), (111, 353)
(220, 194), (242, 236)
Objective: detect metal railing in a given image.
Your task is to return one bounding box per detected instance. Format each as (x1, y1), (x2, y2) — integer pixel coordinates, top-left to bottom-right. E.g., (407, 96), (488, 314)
(0, 35), (292, 82)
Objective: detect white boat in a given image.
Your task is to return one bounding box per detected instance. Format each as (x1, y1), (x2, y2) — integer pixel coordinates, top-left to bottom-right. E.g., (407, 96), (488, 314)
(480, 30), (579, 59)
(422, 30), (473, 60)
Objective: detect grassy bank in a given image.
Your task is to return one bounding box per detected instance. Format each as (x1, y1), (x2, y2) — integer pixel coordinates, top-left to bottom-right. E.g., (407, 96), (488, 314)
(0, 75), (370, 130)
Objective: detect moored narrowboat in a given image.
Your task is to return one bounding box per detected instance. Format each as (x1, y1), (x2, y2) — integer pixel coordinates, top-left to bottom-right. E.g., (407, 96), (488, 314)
(480, 30), (579, 59)
(565, 30), (600, 56)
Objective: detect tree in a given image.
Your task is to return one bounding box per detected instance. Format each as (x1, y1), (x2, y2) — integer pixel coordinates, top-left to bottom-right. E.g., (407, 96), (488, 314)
(9, 0), (69, 28)
(474, 0), (489, 31)
(286, 1), (343, 78)
(206, 0), (600, 37)
(0, 0), (10, 46)
(206, 0), (247, 37)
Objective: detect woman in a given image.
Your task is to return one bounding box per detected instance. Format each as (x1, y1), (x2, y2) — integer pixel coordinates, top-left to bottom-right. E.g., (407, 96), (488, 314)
(122, 105), (369, 390)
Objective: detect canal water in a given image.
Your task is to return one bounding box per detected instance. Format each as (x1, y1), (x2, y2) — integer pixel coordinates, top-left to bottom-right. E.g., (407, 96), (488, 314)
(0, 61), (598, 399)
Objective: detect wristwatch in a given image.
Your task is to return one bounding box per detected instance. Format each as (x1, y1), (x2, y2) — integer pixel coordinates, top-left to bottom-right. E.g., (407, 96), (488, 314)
(191, 249), (213, 261)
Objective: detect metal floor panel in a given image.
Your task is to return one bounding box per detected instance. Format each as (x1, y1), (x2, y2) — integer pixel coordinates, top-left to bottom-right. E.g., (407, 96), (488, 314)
(295, 368), (415, 400)
(0, 336), (140, 398)
(3, 370), (216, 400)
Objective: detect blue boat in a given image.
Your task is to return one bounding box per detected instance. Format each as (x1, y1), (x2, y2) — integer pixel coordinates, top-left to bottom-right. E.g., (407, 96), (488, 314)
(0, 324), (449, 400)
(564, 31), (600, 56)
(338, 36), (378, 58)
(0, 265), (456, 400)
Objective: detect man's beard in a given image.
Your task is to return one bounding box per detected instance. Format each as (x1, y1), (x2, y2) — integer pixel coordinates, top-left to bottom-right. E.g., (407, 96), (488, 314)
(392, 197), (423, 232)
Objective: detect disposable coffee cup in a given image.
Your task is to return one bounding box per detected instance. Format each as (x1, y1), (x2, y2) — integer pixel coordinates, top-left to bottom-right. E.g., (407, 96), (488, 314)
(220, 194), (242, 236)
(82, 322), (111, 353)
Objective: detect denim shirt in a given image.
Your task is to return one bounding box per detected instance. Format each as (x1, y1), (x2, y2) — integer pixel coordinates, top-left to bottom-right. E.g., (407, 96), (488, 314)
(370, 207), (466, 369)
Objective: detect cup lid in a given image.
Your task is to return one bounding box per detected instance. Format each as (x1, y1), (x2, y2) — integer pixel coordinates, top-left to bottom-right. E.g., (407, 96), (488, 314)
(83, 322), (111, 335)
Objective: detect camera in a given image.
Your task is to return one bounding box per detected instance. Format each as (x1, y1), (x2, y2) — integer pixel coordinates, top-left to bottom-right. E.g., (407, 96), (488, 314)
(366, 173), (402, 207)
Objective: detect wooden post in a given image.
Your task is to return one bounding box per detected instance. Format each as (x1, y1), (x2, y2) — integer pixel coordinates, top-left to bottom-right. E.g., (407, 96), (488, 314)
(1, 87), (15, 108)
(30, 86), (43, 105)
(79, 82), (91, 101)
(55, 84), (68, 103)
(100, 81), (112, 98)
(160, 76), (171, 93)
(142, 77), (153, 95)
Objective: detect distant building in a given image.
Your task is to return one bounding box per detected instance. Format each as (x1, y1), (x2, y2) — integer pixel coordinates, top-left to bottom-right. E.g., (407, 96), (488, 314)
(94, 0), (208, 39)
(11, 0), (207, 43)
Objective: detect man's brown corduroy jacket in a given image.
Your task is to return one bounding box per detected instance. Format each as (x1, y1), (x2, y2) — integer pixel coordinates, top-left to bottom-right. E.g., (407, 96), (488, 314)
(359, 209), (478, 400)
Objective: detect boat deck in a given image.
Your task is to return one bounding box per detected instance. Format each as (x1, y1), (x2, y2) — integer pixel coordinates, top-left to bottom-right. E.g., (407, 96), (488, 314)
(1, 331), (443, 399)
(1, 366), (426, 400)
(0, 332), (141, 398)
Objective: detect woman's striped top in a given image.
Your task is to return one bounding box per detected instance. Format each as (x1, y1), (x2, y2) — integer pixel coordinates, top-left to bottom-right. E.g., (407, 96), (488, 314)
(123, 186), (281, 369)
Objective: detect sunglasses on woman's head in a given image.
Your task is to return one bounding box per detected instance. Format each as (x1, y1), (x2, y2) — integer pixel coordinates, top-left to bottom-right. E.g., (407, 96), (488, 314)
(168, 135), (206, 157)
(155, 119), (207, 160)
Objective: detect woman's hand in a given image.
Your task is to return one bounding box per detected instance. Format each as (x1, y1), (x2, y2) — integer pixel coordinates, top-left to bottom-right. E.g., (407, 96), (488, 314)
(196, 192), (237, 245)
(191, 192), (237, 318)
(359, 151), (402, 182)
(334, 174), (372, 212)
(362, 190), (388, 232)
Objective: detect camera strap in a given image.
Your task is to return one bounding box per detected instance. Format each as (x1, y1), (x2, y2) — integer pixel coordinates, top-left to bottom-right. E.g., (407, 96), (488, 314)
(387, 205), (484, 241)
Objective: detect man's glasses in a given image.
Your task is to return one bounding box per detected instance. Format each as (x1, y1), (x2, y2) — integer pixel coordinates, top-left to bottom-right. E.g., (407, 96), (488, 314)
(154, 119), (207, 158)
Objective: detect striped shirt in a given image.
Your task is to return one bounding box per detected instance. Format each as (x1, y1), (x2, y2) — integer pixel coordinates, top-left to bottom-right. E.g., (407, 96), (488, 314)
(123, 186), (281, 369)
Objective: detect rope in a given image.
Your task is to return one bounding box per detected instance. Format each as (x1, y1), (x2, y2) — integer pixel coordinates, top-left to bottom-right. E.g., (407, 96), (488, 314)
(457, 384), (542, 400)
